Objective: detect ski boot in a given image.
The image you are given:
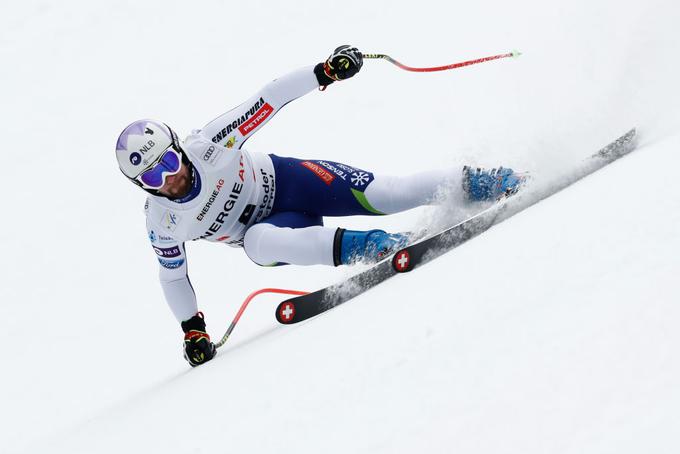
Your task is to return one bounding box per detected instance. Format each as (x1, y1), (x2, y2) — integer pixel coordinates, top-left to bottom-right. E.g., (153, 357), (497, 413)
(462, 166), (527, 201)
(334, 229), (409, 265)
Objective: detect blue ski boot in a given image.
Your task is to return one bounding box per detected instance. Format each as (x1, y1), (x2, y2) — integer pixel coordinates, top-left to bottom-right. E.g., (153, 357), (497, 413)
(462, 166), (526, 201)
(334, 229), (409, 265)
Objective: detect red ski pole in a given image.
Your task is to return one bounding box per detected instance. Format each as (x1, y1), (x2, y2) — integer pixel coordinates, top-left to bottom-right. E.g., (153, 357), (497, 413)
(215, 287), (309, 348)
(363, 50), (521, 73)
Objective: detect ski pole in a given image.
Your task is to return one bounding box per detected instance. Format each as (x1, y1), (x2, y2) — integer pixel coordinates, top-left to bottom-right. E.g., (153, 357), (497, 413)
(215, 287), (309, 348)
(363, 50), (521, 73)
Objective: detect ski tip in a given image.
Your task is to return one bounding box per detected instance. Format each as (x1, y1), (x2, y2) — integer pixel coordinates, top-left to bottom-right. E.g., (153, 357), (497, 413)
(510, 50), (522, 58)
(591, 127), (638, 161)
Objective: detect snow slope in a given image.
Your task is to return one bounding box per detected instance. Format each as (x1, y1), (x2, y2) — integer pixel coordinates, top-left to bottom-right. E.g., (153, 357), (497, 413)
(0, 0), (678, 453)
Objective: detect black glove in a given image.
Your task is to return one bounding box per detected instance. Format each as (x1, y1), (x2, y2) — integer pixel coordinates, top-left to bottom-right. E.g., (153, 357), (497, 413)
(314, 45), (363, 86)
(181, 312), (216, 367)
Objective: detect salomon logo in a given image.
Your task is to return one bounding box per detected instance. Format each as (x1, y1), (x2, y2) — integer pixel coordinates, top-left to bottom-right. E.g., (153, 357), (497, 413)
(145, 127), (154, 135)
(130, 152), (142, 165)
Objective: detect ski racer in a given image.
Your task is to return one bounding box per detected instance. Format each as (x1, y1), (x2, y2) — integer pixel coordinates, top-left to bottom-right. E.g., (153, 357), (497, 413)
(115, 45), (525, 367)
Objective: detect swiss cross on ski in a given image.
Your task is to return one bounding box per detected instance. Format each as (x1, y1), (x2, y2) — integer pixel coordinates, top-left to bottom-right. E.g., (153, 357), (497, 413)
(392, 249), (412, 272)
(278, 302), (296, 323)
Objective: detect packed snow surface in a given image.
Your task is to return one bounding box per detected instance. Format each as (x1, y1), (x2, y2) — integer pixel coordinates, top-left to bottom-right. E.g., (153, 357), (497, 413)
(1, 0), (678, 452)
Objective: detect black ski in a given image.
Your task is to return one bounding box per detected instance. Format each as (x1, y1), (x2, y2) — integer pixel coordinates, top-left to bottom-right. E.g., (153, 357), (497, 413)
(276, 129), (638, 324)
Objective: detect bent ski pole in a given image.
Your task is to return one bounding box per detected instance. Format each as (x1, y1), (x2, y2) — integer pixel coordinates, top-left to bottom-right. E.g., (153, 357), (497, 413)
(363, 50), (521, 73)
(215, 288), (309, 348)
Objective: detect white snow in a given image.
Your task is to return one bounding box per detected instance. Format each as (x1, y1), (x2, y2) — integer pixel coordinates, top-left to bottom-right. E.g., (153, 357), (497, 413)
(1, 0), (679, 453)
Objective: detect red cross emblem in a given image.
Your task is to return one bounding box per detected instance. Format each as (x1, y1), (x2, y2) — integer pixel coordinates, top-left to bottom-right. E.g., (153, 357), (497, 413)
(279, 302), (296, 322)
(393, 250), (411, 272)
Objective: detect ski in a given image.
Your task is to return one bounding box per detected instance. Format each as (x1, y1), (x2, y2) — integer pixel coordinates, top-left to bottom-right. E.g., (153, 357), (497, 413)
(276, 128), (638, 324)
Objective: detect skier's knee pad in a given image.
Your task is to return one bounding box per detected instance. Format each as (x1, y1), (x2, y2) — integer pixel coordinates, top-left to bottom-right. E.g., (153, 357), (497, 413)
(243, 223), (279, 266)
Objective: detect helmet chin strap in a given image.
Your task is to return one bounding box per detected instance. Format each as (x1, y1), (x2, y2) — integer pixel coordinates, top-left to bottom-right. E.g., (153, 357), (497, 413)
(144, 186), (164, 197)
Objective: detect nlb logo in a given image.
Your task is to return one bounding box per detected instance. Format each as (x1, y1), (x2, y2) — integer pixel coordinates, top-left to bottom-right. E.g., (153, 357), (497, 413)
(139, 140), (155, 153)
(130, 152), (142, 165)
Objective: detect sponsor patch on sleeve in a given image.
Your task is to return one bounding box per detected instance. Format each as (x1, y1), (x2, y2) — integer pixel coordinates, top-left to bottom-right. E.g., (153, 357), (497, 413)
(153, 246), (182, 258)
(210, 97), (273, 143)
(162, 211), (181, 232)
(150, 229), (178, 244)
(238, 103), (274, 135)
(158, 258), (185, 269)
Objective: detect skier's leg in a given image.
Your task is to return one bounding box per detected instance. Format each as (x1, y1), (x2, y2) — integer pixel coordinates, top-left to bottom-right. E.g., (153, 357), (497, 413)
(269, 155), (461, 217)
(269, 155), (527, 216)
(244, 210), (407, 267)
(244, 219), (408, 267)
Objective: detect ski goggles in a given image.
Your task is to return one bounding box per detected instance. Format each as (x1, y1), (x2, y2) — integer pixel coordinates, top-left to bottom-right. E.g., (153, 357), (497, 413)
(135, 146), (182, 189)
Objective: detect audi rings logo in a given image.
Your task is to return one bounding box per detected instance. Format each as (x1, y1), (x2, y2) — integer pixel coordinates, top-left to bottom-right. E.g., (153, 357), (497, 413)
(202, 145), (215, 161)
(130, 152), (142, 165)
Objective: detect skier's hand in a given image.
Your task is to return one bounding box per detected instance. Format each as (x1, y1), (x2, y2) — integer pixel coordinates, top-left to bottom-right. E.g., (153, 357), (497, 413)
(314, 45), (363, 86)
(181, 312), (216, 367)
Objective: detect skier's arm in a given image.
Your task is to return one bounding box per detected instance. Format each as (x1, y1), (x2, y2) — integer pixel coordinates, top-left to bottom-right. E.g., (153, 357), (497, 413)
(146, 220), (198, 323)
(201, 45), (363, 148)
(200, 66), (319, 147)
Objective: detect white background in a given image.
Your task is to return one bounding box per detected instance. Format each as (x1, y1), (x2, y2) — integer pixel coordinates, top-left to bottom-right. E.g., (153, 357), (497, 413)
(0, 0), (678, 452)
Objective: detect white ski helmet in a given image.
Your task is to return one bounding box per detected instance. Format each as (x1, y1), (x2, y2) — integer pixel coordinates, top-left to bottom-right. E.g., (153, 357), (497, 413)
(115, 119), (187, 194)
